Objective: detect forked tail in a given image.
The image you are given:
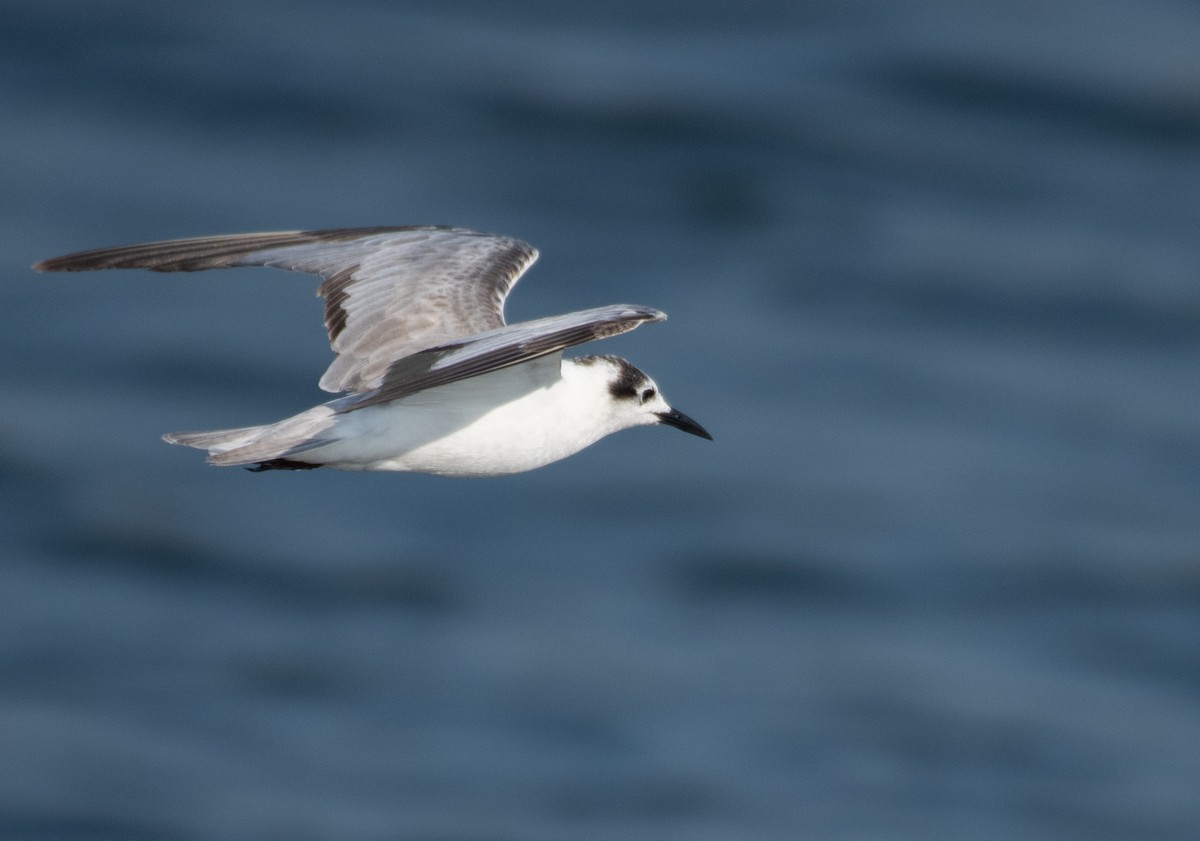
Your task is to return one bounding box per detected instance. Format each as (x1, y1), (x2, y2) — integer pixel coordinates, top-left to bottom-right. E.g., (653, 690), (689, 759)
(163, 405), (338, 470)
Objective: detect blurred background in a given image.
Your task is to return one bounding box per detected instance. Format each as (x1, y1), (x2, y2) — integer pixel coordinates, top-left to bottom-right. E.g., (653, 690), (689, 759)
(2, 1), (1199, 839)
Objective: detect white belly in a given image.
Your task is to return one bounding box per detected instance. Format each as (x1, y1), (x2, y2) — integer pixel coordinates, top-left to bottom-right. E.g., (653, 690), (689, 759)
(311, 359), (609, 476)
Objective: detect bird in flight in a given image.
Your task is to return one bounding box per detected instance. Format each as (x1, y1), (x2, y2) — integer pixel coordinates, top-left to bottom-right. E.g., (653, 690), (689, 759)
(35, 226), (711, 476)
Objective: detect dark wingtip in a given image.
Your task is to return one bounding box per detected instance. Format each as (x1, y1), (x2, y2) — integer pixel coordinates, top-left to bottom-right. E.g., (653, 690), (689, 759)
(33, 253), (103, 273)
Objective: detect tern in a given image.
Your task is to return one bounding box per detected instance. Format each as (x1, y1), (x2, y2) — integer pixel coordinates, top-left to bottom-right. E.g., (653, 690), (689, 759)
(35, 226), (711, 476)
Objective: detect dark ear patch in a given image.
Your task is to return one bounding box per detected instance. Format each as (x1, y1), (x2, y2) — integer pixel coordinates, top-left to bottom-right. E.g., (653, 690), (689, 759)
(578, 354), (648, 399)
(609, 381), (639, 400)
(606, 358), (647, 400)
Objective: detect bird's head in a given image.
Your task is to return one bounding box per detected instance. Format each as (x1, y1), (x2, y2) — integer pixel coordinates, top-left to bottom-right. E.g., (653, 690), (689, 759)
(576, 355), (712, 441)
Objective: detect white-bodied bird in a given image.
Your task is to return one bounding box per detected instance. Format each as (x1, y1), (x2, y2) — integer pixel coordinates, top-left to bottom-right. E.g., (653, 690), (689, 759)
(35, 226), (711, 476)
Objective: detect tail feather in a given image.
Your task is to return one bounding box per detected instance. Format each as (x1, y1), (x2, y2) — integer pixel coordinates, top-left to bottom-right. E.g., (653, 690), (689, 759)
(163, 426), (262, 451)
(163, 406), (338, 468)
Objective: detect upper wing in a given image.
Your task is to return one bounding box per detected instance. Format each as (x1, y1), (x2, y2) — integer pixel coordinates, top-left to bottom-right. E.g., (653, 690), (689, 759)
(34, 226), (538, 393)
(341, 304), (666, 411)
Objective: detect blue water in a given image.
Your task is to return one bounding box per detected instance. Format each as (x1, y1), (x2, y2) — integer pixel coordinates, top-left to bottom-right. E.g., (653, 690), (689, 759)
(3, 1), (1199, 838)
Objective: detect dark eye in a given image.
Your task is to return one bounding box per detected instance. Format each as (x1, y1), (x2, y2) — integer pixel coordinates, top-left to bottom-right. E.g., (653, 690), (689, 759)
(640, 388), (656, 404)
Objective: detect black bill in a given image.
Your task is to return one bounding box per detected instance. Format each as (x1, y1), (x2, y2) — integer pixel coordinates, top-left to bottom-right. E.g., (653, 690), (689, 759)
(655, 408), (713, 440)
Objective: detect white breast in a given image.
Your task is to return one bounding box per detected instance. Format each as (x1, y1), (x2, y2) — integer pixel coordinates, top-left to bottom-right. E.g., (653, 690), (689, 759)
(309, 356), (619, 475)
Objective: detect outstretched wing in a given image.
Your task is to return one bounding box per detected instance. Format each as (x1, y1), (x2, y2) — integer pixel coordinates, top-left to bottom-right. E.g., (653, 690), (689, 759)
(342, 304), (666, 411)
(35, 226), (538, 393)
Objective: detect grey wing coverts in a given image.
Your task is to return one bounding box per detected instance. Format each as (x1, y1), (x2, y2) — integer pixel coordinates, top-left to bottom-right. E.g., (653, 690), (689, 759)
(36, 226), (537, 392)
(34, 226), (665, 402)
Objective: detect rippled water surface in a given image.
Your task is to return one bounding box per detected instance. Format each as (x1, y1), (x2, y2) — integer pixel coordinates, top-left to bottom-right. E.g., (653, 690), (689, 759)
(2, 2), (1199, 839)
